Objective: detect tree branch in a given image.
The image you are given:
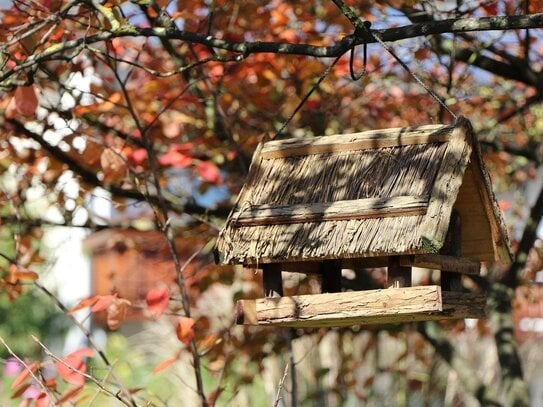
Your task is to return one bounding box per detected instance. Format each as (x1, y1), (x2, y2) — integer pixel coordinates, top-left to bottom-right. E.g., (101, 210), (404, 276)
(4, 13), (543, 85)
(5, 119), (230, 219)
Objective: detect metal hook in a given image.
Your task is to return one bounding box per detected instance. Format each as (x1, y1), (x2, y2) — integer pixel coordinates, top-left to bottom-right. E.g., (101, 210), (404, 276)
(349, 42), (367, 81)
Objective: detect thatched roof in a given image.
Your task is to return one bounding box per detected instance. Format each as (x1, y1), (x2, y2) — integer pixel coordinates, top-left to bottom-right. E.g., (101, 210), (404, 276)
(216, 117), (512, 266)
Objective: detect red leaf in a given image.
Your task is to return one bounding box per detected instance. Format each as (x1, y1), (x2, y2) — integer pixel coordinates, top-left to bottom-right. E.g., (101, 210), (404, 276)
(152, 357), (177, 374)
(91, 294), (116, 312)
(159, 150), (192, 168)
(106, 298), (131, 330)
(56, 354), (86, 386)
(171, 142), (195, 152)
(146, 287), (170, 318)
(41, 0), (63, 11)
(10, 361), (39, 390)
(482, 3), (498, 15)
(35, 392), (50, 407)
(176, 317), (195, 346)
(69, 348), (94, 359)
(129, 148), (147, 165)
(195, 161), (222, 183)
(12, 86), (38, 117)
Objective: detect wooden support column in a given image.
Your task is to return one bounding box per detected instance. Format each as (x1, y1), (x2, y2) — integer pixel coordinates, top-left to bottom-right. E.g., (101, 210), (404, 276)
(321, 260), (342, 293)
(262, 263), (283, 298)
(441, 210), (463, 291)
(387, 256), (411, 288)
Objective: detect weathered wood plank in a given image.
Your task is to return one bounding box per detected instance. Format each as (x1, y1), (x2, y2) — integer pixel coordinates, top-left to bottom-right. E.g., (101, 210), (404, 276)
(232, 195), (429, 227)
(235, 286), (486, 327)
(421, 119), (473, 252)
(260, 126), (451, 158)
(401, 254), (480, 275)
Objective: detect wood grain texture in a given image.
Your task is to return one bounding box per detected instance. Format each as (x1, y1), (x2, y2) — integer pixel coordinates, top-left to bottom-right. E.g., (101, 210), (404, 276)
(420, 118), (473, 252)
(231, 195), (429, 226)
(401, 254), (481, 275)
(235, 286), (486, 327)
(261, 126), (451, 158)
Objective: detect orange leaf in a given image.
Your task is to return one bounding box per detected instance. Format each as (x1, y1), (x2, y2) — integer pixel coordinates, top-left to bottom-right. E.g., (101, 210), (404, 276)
(10, 361), (39, 390)
(106, 298), (131, 330)
(8, 264), (39, 282)
(146, 287), (170, 318)
(152, 357), (178, 374)
(10, 383), (31, 399)
(44, 377), (57, 389)
(57, 385), (84, 404)
(100, 149), (127, 183)
(56, 354), (86, 386)
(68, 296), (99, 314)
(176, 317), (195, 346)
(91, 294), (116, 312)
(72, 92), (122, 116)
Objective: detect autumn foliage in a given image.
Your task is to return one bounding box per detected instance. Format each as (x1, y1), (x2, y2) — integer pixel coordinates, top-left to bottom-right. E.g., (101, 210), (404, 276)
(2, 0), (543, 405)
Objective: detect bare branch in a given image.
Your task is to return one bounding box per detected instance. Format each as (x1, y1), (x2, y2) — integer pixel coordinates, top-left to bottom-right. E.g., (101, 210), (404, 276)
(273, 362), (289, 407)
(31, 335), (134, 406)
(0, 336), (57, 402)
(4, 13), (543, 85)
(34, 281), (138, 407)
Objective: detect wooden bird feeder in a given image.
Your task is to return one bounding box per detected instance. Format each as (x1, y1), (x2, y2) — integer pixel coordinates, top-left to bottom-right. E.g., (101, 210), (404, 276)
(215, 117), (512, 327)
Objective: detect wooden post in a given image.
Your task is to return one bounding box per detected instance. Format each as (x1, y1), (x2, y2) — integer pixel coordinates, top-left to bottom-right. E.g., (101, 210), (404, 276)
(441, 210), (463, 291)
(321, 259), (342, 293)
(387, 256), (411, 288)
(263, 263), (283, 297)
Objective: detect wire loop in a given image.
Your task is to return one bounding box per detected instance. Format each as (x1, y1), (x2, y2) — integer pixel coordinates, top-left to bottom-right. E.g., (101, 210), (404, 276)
(349, 42), (367, 81)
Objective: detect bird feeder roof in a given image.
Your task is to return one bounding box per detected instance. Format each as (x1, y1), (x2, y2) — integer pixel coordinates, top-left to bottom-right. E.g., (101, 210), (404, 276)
(216, 117), (512, 266)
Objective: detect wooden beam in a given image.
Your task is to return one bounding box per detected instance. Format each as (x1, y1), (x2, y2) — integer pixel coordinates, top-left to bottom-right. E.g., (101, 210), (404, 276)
(232, 195), (429, 227)
(260, 126), (452, 159)
(440, 210), (463, 291)
(234, 286), (486, 327)
(321, 260), (342, 293)
(401, 254), (480, 275)
(387, 256), (411, 288)
(262, 263), (283, 298)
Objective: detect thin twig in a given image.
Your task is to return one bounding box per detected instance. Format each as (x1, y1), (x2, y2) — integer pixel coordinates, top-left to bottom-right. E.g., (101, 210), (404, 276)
(104, 55), (209, 406)
(30, 335), (133, 406)
(273, 55), (342, 140)
(0, 336), (56, 401)
(273, 362), (289, 407)
(34, 281), (138, 407)
(286, 329), (297, 407)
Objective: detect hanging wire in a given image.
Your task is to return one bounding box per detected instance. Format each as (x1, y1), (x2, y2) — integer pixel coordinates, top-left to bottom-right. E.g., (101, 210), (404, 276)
(349, 42), (367, 81)
(369, 29), (458, 120)
(269, 15), (457, 142)
(271, 54), (342, 140)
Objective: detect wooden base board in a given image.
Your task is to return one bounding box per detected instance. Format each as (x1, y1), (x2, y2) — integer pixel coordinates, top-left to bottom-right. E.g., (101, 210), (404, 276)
(235, 285), (486, 327)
